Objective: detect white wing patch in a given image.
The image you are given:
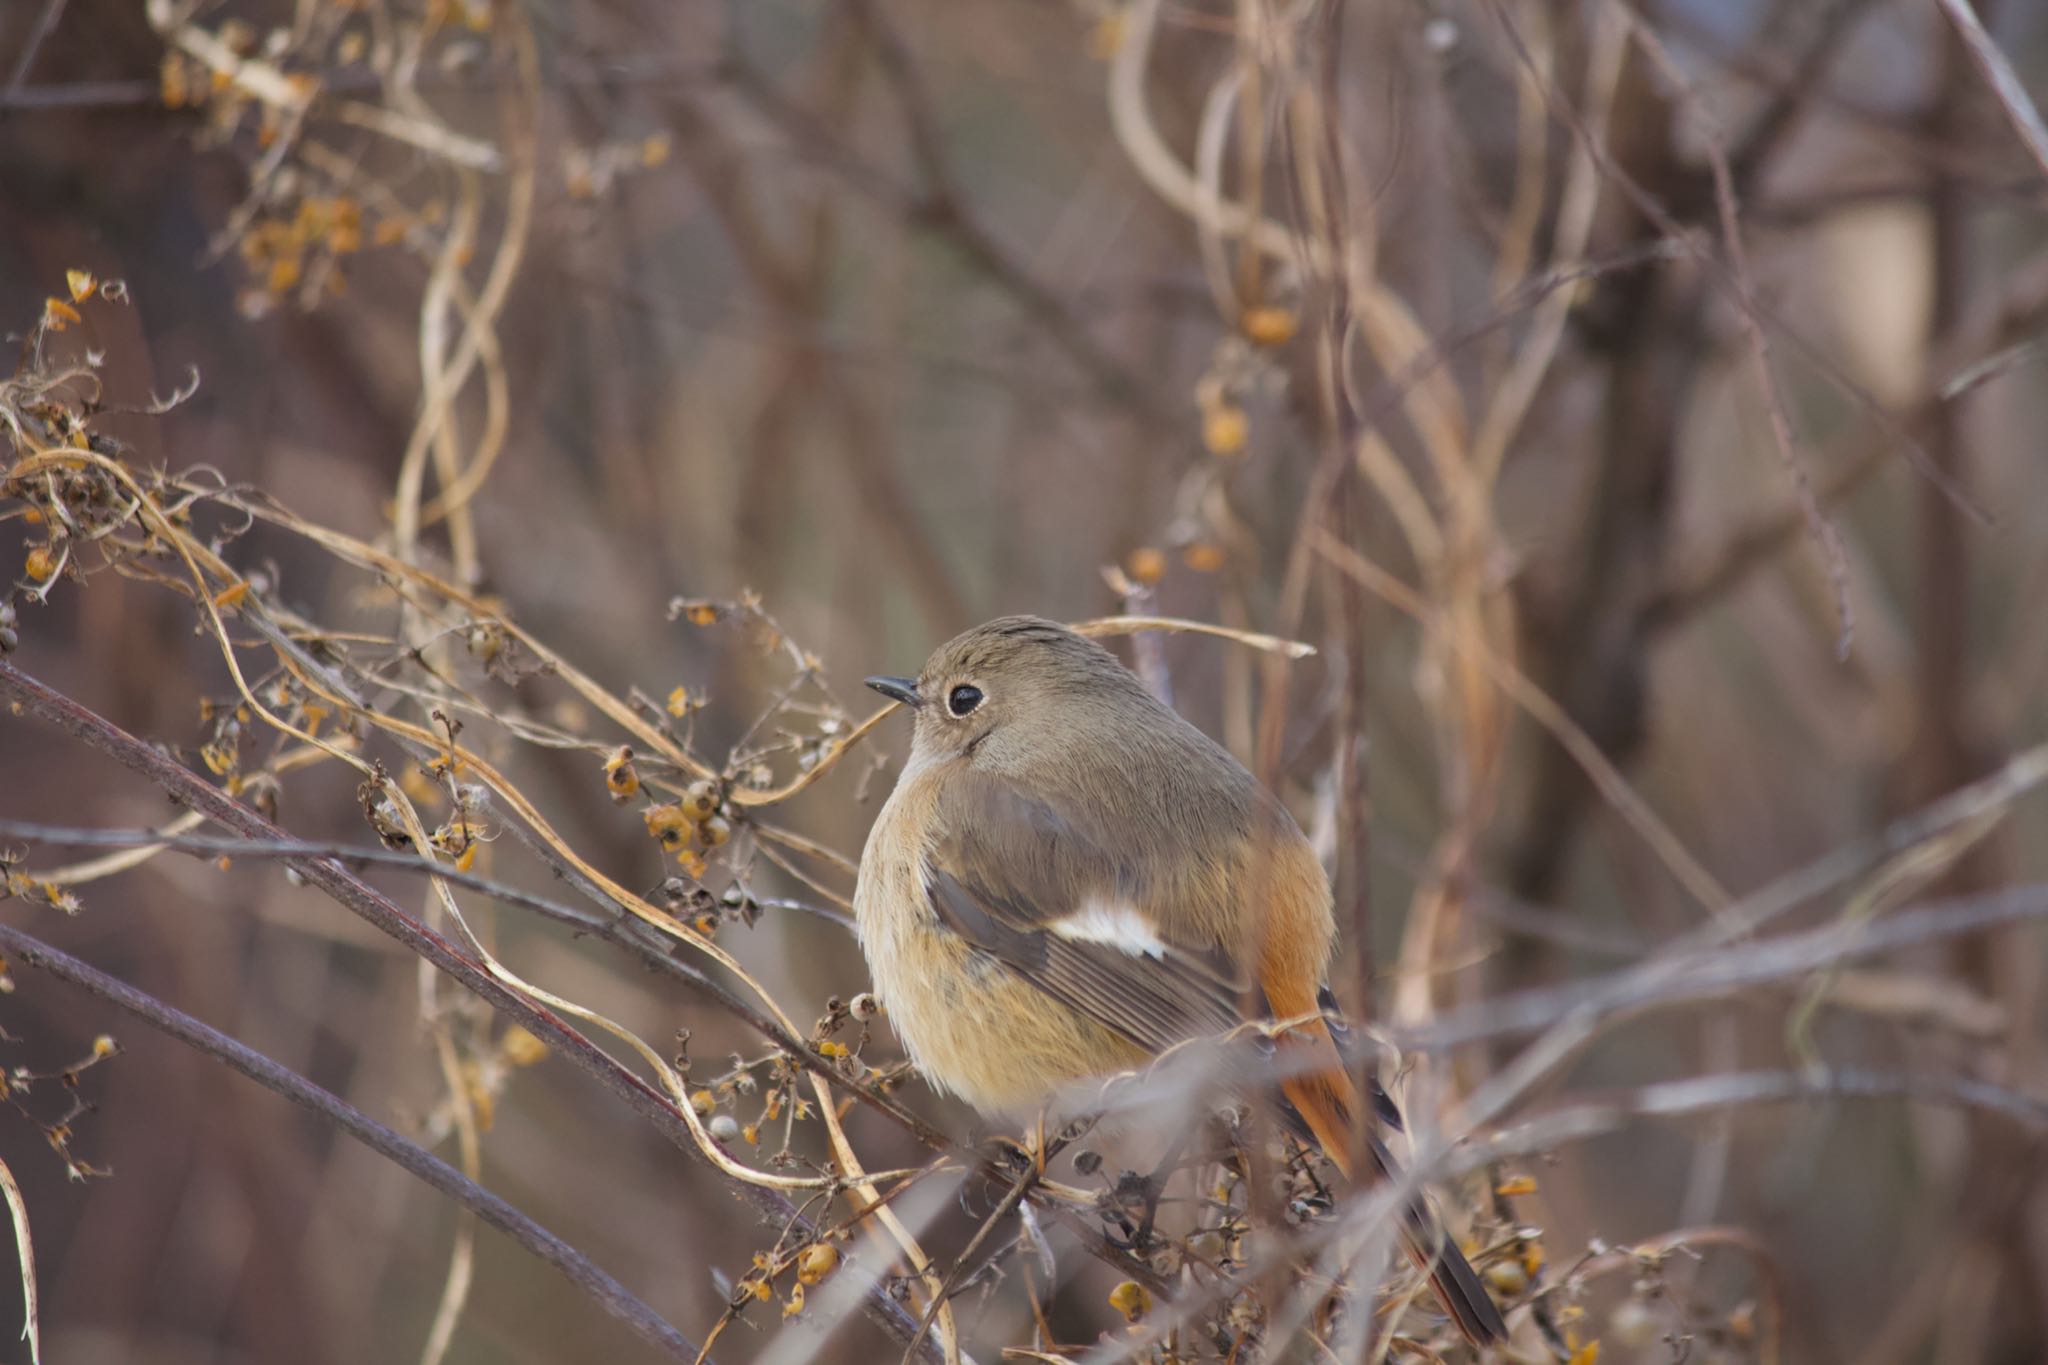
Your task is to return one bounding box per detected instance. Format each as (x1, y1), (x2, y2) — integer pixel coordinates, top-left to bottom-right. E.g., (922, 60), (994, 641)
(1050, 899), (1168, 959)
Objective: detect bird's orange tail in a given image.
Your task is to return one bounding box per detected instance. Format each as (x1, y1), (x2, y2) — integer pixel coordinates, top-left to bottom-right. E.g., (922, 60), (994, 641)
(1276, 1025), (1508, 1348)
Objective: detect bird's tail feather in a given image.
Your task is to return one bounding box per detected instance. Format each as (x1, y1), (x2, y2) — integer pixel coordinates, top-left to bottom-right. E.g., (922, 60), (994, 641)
(1277, 1040), (1508, 1348)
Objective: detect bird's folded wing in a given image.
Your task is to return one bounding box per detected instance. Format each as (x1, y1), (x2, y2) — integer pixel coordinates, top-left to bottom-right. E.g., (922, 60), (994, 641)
(924, 768), (1246, 1054)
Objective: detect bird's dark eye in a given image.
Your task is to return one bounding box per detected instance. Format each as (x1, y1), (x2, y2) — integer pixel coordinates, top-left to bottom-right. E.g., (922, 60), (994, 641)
(947, 684), (983, 717)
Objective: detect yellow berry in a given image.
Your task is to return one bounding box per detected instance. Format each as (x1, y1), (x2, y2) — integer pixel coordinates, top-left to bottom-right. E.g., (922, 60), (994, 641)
(500, 1026), (548, 1067)
(1485, 1259), (1528, 1296)
(1087, 13), (1125, 60)
(1108, 1280), (1151, 1322)
(1241, 305), (1299, 345)
(1203, 405), (1248, 456)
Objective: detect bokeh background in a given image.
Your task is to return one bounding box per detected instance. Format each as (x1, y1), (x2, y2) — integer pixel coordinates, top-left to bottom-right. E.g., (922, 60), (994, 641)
(3, 0), (2047, 1361)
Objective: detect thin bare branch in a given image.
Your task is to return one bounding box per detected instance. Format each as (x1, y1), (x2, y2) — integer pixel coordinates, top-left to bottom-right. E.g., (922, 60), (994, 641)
(0, 659), (945, 1364)
(0, 920), (704, 1362)
(1936, 0), (2048, 183)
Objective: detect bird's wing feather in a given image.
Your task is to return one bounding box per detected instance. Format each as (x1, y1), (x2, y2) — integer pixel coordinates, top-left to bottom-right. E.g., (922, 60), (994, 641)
(923, 769), (1508, 1345)
(925, 768), (1246, 1053)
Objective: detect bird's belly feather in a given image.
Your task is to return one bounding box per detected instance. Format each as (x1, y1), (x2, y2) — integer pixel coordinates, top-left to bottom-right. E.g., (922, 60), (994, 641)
(856, 825), (1141, 1117)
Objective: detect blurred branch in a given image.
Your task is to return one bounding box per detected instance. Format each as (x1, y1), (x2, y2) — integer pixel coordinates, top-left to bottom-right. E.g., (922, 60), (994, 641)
(1127, 1053), (2046, 1364)
(1410, 739), (2048, 1052)
(1936, 0), (2048, 182)
(1631, 16), (1855, 657)
(1723, 0), (1883, 188)
(1556, 1225), (1786, 1365)
(1484, 1066), (2048, 1158)
(0, 53), (719, 112)
(3, 0), (68, 94)
(1648, 233), (2048, 628)
(1401, 880), (2048, 1052)
(1641, 442), (1890, 631)
(0, 919), (706, 1363)
(669, 78), (970, 630)
(717, 22), (1179, 432)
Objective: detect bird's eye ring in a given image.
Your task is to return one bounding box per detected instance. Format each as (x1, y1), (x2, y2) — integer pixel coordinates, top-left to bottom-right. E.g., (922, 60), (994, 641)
(947, 684), (983, 717)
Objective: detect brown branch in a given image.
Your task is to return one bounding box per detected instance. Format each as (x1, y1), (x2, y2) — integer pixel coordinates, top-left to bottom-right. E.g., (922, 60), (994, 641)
(0, 920), (707, 1362)
(1481, 1067), (2048, 1160)
(3, 0), (70, 93)
(0, 816), (962, 1145)
(1723, 0), (1883, 188)
(0, 54), (720, 112)
(1398, 881), (2048, 1053)
(848, 0), (1176, 431)
(1936, 0), (2048, 183)
(715, 33), (1180, 433)
(0, 658), (944, 1364)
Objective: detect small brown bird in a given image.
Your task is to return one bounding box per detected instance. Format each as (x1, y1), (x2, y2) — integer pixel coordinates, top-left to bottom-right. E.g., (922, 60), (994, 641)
(855, 616), (1506, 1346)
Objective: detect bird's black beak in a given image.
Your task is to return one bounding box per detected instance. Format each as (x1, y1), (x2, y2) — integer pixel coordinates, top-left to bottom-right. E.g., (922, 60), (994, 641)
(864, 675), (922, 709)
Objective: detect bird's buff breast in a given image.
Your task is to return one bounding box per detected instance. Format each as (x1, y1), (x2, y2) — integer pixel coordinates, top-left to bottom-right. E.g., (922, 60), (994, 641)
(854, 777), (1144, 1118)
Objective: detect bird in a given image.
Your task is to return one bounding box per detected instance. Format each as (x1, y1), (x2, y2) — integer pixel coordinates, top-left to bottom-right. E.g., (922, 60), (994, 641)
(852, 615), (1506, 1347)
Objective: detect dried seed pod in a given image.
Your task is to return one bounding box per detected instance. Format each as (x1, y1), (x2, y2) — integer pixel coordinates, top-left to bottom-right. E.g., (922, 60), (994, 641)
(796, 1244), (839, 1285)
(643, 803), (689, 850)
(681, 779), (718, 821)
(602, 746), (639, 802)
